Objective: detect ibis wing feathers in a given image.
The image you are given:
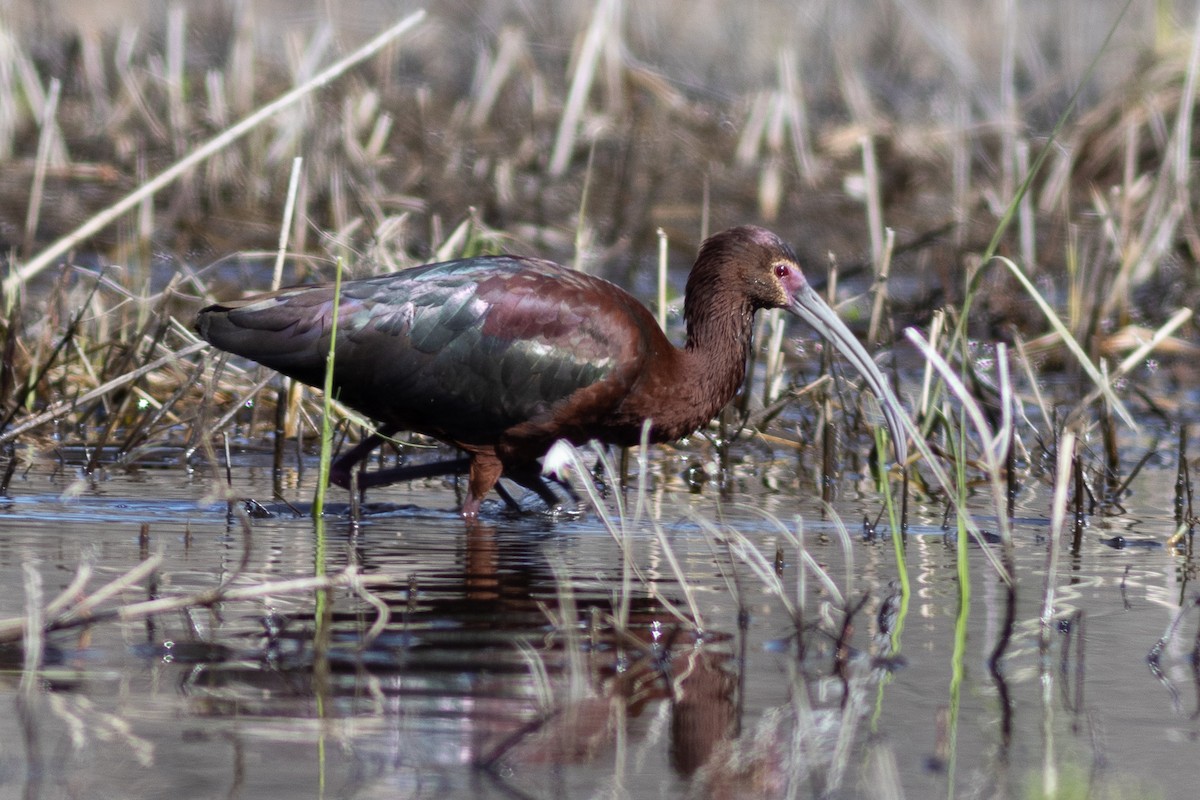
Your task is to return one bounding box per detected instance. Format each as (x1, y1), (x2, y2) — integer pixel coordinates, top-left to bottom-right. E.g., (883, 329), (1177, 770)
(196, 256), (656, 446)
(194, 285), (341, 382)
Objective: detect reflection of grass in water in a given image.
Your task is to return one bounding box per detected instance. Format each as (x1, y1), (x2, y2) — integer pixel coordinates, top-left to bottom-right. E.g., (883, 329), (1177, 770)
(1025, 763), (1165, 800)
(555, 435), (907, 796)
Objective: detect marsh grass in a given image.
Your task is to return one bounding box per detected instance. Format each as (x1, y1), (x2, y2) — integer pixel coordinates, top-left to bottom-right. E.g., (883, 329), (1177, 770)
(311, 256), (343, 520)
(0, 3), (1188, 488)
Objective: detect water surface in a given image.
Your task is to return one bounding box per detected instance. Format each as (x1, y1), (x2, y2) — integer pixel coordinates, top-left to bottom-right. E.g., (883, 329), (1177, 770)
(0, 439), (1195, 799)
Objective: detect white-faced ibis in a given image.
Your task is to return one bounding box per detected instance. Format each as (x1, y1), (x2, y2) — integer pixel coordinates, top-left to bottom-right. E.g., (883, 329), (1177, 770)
(195, 226), (906, 516)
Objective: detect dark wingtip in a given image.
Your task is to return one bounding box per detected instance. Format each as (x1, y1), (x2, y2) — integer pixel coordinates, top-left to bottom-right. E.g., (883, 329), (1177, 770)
(193, 304), (218, 343)
(193, 302), (247, 352)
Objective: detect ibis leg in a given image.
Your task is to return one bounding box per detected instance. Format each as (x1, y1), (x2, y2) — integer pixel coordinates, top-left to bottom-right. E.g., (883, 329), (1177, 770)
(329, 427), (475, 494)
(507, 467), (580, 511)
(464, 453), (504, 518)
(329, 426), (397, 489)
(353, 456), (473, 490)
(492, 483), (524, 512)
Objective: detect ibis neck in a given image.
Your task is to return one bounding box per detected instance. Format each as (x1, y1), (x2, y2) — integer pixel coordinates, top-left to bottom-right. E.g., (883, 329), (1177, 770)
(652, 287), (756, 439)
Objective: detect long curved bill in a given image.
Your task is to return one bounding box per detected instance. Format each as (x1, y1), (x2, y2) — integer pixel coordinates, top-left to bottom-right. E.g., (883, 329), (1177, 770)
(788, 283), (908, 465)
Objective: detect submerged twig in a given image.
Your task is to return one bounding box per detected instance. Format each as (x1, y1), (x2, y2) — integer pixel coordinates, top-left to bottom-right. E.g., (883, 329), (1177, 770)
(0, 558), (397, 645)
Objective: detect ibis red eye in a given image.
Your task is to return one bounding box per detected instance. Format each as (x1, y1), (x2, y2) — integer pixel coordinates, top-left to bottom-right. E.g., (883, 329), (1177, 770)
(774, 263), (789, 278)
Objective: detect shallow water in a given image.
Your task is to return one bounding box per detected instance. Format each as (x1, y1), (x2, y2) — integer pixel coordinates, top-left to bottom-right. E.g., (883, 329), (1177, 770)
(0, 436), (1196, 800)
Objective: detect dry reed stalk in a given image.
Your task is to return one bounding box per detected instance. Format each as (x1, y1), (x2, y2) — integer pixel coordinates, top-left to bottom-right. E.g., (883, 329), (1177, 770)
(1121, 14), (1200, 290)
(792, 514), (807, 641)
(999, 0), (1018, 202)
(893, 0), (992, 115)
(738, 51), (818, 219)
(834, 43), (876, 129)
(206, 371), (276, 442)
(917, 310), (945, 422)
(23, 77), (61, 258)
(656, 227), (668, 331)
(861, 135), (884, 273)
(734, 313), (763, 426)
(84, 311), (176, 473)
(822, 503), (857, 603)
(78, 27), (108, 117)
(260, 155), (308, 442)
(166, 3), (188, 154)
(778, 48), (818, 186)
(867, 227), (895, 348)
(342, 57), (378, 143)
(4, 9), (427, 295)
(758, 90), (788, 221)
(0, 32), (16, 162)
(363, 108), (393, 161)
(114, 24), (166, 140)
(1011, 333), (1052, 434)
(273, 157), (305, 291)
(185, 349), (225, 458)
(598, 0), (625, 113)
(952, 94), (970, 247)
(228, 3), (256, 115)
(1119, 120), (1138, 246)
(49, 551), (165, 630)
(120, 359), (207, 457)
(204, 68), (229, 130)
(1171, 11), (1200, 198)
(735, 93), (770, 167)
(136, 152), (153, 262)
(10, 29), (48, 122)
(572, 142), (597, 272)
(268, 26), (333, 165)
(1075, 307), (1191, 411)
(550, 0), (622, 177)
(0, 277), (105, 433)
(432, 215), (473, 263)
(866, 746), (905, 800)
(1016, 139), (1036, 271)
(1065, 220), (1083, 331)
(762, 308), (786, 406)
(468, 26), (529, 129)
(996, 256), (1134, 427)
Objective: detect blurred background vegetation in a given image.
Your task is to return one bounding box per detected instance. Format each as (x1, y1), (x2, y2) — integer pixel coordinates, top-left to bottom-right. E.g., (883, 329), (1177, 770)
(0, 1), (1186, 303)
